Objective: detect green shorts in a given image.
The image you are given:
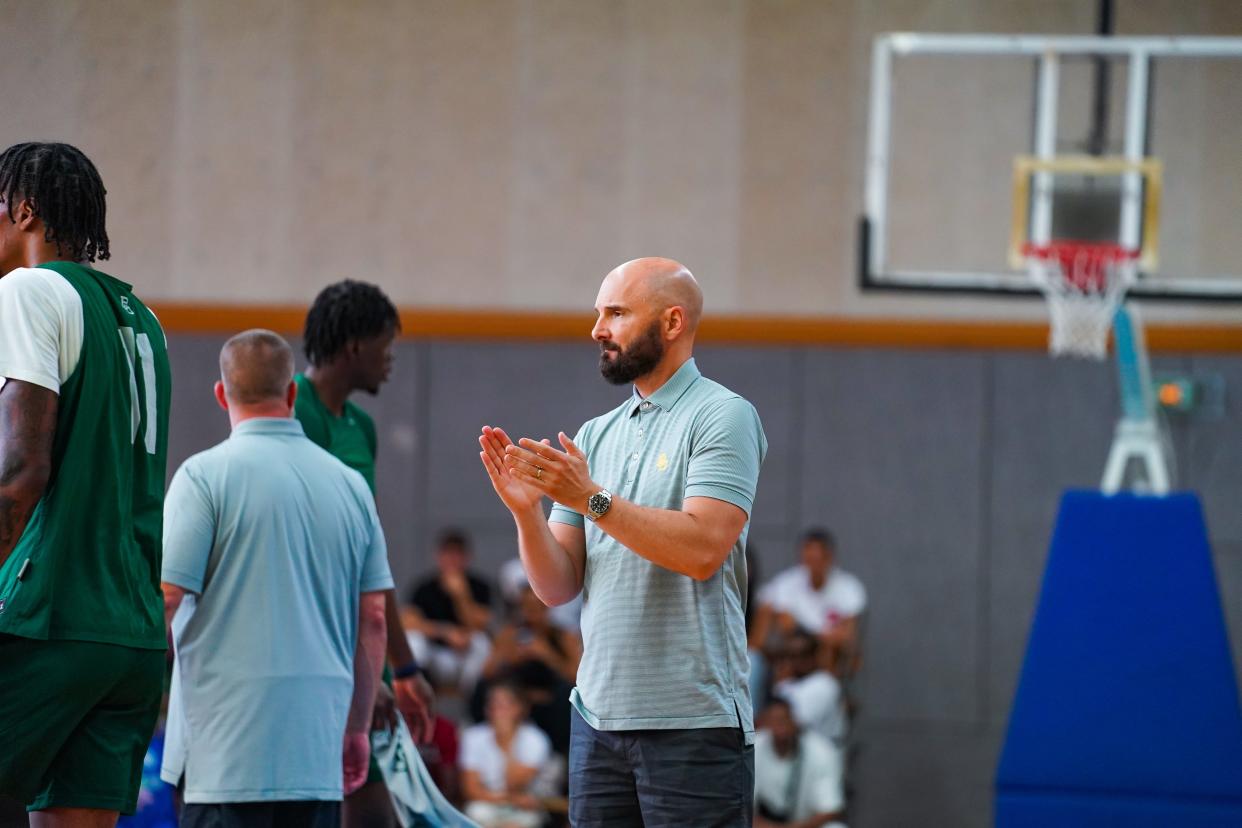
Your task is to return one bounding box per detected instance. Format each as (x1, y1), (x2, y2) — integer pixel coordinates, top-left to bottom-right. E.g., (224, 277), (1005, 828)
(0, 634), (164, 814)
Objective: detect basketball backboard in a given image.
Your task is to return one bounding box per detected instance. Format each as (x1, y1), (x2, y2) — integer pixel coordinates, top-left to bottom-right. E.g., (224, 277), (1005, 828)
(860, 34), (1242, 301)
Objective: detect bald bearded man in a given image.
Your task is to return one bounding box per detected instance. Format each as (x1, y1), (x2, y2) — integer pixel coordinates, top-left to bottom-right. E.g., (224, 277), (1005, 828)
(480, 258), (768, 827)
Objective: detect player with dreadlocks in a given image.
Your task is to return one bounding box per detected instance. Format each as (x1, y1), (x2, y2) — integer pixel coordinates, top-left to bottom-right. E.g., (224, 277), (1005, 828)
(0, 142), (171, 824)
(295, 280), (440, 828)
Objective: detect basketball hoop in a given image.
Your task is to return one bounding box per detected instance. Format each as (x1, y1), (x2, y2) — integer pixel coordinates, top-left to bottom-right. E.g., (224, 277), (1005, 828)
(1024, 242), (1139, 360)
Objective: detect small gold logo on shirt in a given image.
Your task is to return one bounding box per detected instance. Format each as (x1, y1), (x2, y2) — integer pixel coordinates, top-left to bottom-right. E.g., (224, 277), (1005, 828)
(656, 452), (669, 472)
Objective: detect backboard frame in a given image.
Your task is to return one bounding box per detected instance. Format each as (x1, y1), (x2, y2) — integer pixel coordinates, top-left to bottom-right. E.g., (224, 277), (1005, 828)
(1009, 154), (1162, 270)
(860, 34), (1242, 302)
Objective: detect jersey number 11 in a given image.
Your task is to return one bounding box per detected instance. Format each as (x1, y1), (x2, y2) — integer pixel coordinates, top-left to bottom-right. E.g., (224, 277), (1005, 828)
(118, 328), (158, 455)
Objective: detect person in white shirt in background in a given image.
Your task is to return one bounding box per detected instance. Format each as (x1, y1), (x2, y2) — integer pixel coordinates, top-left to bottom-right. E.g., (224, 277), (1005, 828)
(771, 632), (848, 746)
(460, 681), (553, 828)
(754, 698), (847, 828)
(749, 529), (867, 706)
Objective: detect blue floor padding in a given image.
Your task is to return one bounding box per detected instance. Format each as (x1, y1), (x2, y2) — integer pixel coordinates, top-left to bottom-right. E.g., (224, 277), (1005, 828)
(996, 491), (1242, 825)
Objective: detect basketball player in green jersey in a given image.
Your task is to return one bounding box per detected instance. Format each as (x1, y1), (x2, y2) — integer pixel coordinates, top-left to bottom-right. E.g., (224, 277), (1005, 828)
(0, 143), (171, 826)
(297, 280), (434, 828)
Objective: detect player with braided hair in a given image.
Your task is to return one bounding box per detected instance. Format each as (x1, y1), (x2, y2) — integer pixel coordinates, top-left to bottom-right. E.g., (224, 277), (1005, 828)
(296, 280), (441, 828)
(0, 142), (171, 824)
(0, 141), (110, 265)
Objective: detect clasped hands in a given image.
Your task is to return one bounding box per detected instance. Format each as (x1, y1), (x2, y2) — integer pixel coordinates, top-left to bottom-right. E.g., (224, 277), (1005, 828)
(479, 425), (597, 514)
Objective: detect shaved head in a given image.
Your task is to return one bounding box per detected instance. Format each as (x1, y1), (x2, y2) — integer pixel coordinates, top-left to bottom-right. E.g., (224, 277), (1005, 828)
(219, 329), (294, 405)
(604, 257), (704, 333)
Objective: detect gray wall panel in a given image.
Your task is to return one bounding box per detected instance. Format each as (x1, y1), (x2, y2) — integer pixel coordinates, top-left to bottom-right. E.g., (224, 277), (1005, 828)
(351, 342), (426, 590)
(156, 333), (1241, 828)
(166, 335), (233, 473)
(695, 345), (801, 530)
(986, 355), (1117, 724)
(801, 350), (987, 724)
(850, 722), (1001, 828)
(1185, 355), (1242, 543)
(422, 341), (625, 528)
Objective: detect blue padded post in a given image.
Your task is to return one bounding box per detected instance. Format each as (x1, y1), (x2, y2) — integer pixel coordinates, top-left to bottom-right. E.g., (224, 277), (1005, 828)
(996, 491), (1242, 826)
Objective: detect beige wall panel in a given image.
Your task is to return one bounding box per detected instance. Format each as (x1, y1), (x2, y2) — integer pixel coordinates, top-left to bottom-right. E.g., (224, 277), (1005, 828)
(0, 1), (179, 293)
(169, 0), (299, 300)
(367, 1), (519, 307)
(0, 1), (1239, 322)
(501, 0), (630, 308)
(615, 0), (744, 313)
(737, 0), (857, 315)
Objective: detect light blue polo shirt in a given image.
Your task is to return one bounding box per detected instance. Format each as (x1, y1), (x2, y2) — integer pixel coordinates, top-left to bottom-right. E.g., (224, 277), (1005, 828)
(550, 358), (767, 740)
(160, 418), (393, 803)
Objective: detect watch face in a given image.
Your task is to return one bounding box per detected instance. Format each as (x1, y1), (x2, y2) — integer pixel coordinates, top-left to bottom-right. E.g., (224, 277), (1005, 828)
(589, 492), (610, 515)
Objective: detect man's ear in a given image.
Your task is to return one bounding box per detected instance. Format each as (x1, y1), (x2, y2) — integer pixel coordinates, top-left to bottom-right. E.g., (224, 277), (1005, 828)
(12, 198), (39, 232)
(665, 306), (687, 340)
(286, 380), (298, 410)
(213, 381), (229, 412)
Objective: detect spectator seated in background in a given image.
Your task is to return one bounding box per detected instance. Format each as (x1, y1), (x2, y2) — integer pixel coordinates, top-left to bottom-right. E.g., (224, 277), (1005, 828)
(403, 529), (494, 694)
(754, 698), (846, 828)
(461, 682), (554, 828)
(751, 528), (867, 683)
(500, 556), (582, 633)
(472, 580), (582, 756)
(772, 631), (848, 746)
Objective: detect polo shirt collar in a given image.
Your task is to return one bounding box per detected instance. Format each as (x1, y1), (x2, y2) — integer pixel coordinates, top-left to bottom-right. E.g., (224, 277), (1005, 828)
(231, 417), (306, 437)
(629, 357), (701, 416)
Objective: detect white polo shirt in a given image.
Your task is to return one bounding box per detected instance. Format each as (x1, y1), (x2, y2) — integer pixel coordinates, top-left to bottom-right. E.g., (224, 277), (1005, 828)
(757, 565), (867, 634)
(754, 729), (845, 822)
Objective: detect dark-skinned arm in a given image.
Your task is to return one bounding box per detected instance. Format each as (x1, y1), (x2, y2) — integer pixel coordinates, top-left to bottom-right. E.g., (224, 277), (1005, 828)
(385, 586), (436, 742)
(0, 379), (56, 569)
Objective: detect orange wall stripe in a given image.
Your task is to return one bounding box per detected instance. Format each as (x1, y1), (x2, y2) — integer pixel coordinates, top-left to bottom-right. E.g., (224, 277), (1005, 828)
(148, 303), (1242, 353)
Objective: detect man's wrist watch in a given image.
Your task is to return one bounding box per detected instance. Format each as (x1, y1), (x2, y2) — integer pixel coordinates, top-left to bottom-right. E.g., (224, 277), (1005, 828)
(585, 488), (613, 522)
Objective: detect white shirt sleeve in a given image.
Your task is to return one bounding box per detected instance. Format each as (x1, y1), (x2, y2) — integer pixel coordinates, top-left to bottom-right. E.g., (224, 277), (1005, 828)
(514, 724), (552, 768)
(459, 725), (488, 772)
(757, 567), (793, 610)
(835, 570), (867, 616)
(0, 267), (83, 393)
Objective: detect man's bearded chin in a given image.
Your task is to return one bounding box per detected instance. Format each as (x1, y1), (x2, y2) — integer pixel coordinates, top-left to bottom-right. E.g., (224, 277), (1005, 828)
(598, 323), (664, 385)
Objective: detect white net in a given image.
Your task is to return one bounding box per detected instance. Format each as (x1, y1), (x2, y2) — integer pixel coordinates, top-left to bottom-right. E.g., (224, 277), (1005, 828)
(1026, 244), (1138, 360)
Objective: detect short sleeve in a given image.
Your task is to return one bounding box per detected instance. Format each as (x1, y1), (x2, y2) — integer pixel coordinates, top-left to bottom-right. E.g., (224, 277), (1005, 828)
(0, 267), (80, 393)
(358, 485), (394, 593)
(515, 725), (551, 768)
(550, 423), (591, 528)
(684, 397), (767, 516)
(161, 461), (217, 593)
(459, 726), (488, 772)
(840, 573), (867, 616)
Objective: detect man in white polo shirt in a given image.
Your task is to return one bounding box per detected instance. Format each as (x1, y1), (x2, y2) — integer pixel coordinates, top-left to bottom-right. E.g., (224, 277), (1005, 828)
(160, 330), (392, 828)
(754, 529), (866, 677)
(753, 698), (845, 828)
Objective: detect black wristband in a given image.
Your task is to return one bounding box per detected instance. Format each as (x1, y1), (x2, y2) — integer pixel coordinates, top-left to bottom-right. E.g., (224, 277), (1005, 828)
(393, 661), (425, 680)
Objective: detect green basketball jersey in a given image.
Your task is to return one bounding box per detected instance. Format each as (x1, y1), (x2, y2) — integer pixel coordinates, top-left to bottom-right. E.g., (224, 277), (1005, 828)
(293, 373), (378, 492)
(0, 262), (171, 649)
